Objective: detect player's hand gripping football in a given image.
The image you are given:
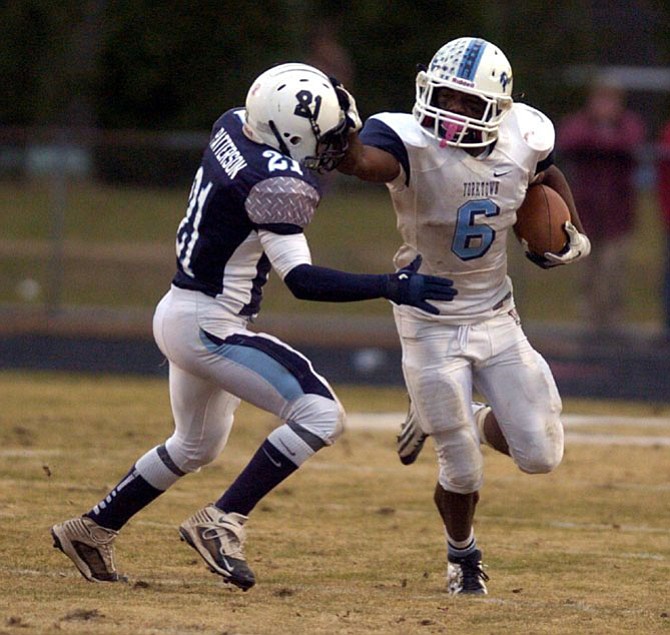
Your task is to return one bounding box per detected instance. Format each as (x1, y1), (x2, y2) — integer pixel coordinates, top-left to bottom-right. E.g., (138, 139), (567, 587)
(329, 77), (362, 132)
(384, 255), (457, 314)
(525, 222), (591, 269)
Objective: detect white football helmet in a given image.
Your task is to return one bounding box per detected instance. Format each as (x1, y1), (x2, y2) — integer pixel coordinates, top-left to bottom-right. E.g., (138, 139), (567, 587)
(413, 37), (514, 148)
(244, 63), (349, 171)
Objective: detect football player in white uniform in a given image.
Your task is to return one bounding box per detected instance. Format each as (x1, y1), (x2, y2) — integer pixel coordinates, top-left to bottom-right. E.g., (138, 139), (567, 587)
(339, 37), (590, 594)
(50, 63), (458, 590)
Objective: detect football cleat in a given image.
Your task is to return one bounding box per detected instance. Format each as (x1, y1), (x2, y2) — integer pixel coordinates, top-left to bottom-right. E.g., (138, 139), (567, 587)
(179, 505), (256, 591)
(51, 516), (124, 582)
(396, 401), (428, 465)
(447, 549), (489, 595)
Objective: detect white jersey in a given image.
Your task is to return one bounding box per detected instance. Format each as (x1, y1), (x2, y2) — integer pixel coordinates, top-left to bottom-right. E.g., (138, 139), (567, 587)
(360, 103), (554, 323)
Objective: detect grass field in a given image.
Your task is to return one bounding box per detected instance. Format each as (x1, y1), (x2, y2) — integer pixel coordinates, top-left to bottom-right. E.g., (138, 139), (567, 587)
(1, 179), (666, 326)
(1, 371), (669, 634)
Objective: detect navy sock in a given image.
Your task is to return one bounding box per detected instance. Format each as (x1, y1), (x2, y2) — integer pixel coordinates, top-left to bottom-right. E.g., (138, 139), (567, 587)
(448, 534), (478, 561)
(215, 440), (298, 516)
(86, 466), (163, 531)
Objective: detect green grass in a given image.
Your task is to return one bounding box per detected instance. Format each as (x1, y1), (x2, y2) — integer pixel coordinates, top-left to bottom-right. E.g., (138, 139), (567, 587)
(0, 179), (665, 325)
(0, 371), (669, 634)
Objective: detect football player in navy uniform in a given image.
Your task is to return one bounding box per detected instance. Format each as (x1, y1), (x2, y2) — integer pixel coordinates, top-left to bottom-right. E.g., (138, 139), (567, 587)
(338, 38), (590, 594)
(50, 63), (457, 590)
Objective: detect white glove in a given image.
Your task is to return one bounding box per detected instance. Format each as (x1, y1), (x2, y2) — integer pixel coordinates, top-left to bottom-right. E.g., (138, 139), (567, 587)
(543, 221), (591, 266)
(330, 79), (362, 132)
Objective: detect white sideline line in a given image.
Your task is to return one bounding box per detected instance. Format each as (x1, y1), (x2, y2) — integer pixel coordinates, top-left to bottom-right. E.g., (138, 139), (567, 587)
(561, 414), (670, 428)
(564, 433), (670, 446)
(0, 449), (61, 457)
(345, 412), (670, 446)
(1, 414), (669, 459)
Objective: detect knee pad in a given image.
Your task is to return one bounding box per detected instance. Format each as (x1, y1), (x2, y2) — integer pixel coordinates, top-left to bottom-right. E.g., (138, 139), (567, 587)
(438, 462), (484, 494)
(282, 394), (345, 445)
(165, 430), (228, 473)
(517, 442), (563, 474)
(433, 429), (484, 494)
(515, 416), (564, 474)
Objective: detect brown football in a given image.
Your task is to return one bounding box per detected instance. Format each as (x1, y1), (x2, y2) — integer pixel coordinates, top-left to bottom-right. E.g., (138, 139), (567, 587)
(513, 184), (570, 255)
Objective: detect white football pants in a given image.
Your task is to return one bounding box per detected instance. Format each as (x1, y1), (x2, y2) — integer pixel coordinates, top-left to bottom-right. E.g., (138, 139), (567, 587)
(150, 286), (345, 476)
(394, 302), (563, 494)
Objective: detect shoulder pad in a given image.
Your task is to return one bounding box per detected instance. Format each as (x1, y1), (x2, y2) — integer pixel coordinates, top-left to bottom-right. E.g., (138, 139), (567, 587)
(510, 103), (555, 153)
(246, 176), (318, 228)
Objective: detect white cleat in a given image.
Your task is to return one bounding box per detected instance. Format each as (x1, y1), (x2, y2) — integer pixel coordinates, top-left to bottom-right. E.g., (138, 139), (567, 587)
(179, 505), (256, 591)
(51, 516), (124, 582)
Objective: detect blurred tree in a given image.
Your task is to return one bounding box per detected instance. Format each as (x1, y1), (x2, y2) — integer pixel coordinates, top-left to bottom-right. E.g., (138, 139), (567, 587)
(1, 0), (669, 131)
(96, 1), (297, 129)
(0, 1), (76, 126)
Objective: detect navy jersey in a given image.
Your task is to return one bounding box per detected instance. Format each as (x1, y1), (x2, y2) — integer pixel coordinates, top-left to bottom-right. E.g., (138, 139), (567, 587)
(173, 109), (322, 317)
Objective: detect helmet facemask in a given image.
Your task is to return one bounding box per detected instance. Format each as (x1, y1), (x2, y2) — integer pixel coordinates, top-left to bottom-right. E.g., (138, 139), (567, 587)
(413, 38), (514, 149)
(299, 110), (350, 173)
(245, 63), (349, 172)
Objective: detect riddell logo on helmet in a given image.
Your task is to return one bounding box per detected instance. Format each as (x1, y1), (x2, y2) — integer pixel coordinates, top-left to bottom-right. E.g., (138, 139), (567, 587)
(451, 77), (475, 88)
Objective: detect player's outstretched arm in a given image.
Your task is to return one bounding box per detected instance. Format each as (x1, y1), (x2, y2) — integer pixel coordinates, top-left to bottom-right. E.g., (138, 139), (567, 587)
(337, 131), (401, 183)
(283, 255), (456, 314)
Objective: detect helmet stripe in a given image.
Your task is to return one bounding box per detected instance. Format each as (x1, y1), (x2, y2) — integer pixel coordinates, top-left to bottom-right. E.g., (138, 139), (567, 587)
(456, 38), (486, 81)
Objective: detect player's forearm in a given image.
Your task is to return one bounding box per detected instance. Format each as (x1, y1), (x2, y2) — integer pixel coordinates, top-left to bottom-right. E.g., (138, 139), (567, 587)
(284, 263), (388, 302)
(338, 133), (400, 183)
(541, 165), (585, 234)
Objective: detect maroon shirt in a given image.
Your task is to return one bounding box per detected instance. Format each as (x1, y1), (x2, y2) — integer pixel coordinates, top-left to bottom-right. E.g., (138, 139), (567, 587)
(557, 109), (645, 240)
(657, 121), (670, 232)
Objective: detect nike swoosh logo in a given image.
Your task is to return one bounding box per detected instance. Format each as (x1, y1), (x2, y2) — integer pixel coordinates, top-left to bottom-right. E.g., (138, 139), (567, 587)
(493, 169), (512, 177)
(219, 555), (235, 573)
(262, 447), (282, 467)
(279, 440), (297, 456)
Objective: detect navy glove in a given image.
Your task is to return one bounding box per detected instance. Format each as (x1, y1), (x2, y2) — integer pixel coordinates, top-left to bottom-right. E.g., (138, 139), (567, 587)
(384, 255), (457, 314)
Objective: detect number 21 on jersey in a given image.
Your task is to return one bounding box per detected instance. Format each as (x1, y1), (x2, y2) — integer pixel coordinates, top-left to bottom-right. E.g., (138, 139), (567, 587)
(176, 166), (212, 276)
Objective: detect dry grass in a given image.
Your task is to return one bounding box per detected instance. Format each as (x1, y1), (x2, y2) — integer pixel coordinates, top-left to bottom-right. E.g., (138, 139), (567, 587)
(1, 180), (666, 325)
(0, 371), (669, 634)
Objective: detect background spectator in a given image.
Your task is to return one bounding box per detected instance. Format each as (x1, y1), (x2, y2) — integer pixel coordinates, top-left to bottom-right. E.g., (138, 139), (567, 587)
(305, 21), (355, 192)
(557, 77), (646, 334)
(657, 121), (670, 338)
(306, 21), (354, 90)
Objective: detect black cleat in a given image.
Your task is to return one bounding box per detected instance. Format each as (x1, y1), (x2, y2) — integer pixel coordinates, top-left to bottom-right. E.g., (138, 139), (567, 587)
(447, 549), (489, 595)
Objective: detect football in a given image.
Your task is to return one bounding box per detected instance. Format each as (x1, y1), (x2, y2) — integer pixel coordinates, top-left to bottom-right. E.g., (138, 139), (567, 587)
(513, 184), (570, 255)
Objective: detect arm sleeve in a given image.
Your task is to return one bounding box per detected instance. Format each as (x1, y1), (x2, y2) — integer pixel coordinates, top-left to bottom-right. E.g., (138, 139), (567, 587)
(360, 117), (411, 185)
(284, 263), (388, 303)
(260, 230), (390, 302)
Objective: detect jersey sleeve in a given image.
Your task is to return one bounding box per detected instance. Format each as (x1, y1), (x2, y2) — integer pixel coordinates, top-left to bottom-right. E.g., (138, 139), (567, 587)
(535, 150), (555, 174)
(514, 103), (555, 159)
(360, 117), (411, 185)
(245, 176), (319, 235)
(259, 230), (312, 280)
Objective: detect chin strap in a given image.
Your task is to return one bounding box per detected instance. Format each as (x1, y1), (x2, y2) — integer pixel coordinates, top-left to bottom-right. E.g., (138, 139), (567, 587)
(268, 120), (292, 157)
